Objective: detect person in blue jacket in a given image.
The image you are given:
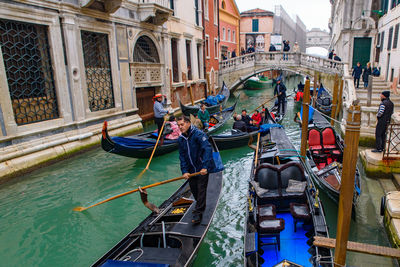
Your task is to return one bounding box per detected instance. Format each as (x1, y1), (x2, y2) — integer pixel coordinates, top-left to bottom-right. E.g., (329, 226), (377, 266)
(352, 62), (362, 88)
(177, 116), (215, 224)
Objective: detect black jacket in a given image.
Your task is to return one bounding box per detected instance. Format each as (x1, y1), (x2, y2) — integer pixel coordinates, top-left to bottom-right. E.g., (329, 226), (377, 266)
(352, 65), (363, 79)
(377, 98), (394, 124)
(233, 120), (247, 132)
(363, 67), (372, 82)
(274, 83), (287, 97)
(241, 115), (252, 127)
(328, 52), (333, 59)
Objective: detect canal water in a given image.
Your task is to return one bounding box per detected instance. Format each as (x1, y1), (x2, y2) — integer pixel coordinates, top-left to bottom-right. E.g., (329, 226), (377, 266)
(0, 76), (396, 267)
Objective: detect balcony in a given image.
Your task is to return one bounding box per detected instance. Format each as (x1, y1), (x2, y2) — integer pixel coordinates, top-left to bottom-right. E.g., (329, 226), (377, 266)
(131, 63), (163, 87)
(80, 0), (123, 13)
(134, 0), (173, 25)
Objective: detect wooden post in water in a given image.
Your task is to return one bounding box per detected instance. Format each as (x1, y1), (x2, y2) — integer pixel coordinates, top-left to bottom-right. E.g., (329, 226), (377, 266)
(335, 78), (344, 119)
(312, 72), (318, 108)
(185, 74), (195, 106)
(300, 78), (311, 161)
(334, 104), (361, 266)
(330, 74), (339, 126)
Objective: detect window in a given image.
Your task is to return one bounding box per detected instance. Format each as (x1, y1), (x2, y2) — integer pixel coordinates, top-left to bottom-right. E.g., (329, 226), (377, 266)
(228, 29), (231, 42)
(133, 36), (160, 63)
(392, 0), (397, 9)
(382, 0), (389, 14)
(222, 28), (226, 41)
(252, 19), (259, 32)
(204, 0), (209, 19)
(394, 24), (399, 49)
(388, 27), (393, 50)
(169, 0), (175, 16)
(232, 30), (235, 43)
(197, 44), (202, 79)
(81, 30), (115, 112)
(186, 40), (192, 80)
(222, 0), (225, 9)
(205, 35), (210, 58)
(214, 0), (218, 24)
(171, 39), (179, 82)
(214, 38), (218, 59)
(0, 19), (59, 125)
(381, 31), (385, 51)
(195, 0), (199, 26)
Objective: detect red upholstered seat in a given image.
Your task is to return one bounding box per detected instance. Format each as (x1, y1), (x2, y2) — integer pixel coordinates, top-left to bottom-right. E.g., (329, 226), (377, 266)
(321, 128), (337, 148)
(308, 129), (322, 150)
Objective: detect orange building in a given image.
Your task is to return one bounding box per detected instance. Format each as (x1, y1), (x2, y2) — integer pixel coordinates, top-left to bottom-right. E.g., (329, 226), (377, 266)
(219, 0), (240, 59)
(204, 0), (220, 93)
(240, 9), (274, 53)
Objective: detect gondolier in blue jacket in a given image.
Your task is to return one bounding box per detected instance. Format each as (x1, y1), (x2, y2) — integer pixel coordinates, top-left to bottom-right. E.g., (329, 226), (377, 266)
(153, 94), (169, 135)
(177, 116), (215, 224)
(274, 78), (287, 115)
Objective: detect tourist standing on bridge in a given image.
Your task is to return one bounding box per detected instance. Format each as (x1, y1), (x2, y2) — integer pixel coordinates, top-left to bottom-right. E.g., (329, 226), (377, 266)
(352, 62), (362, 88)
(274, 79), (287, 114)
(241, 47), (246, 56)
(153, 94), (169, 135)
(328, 49), (334, 60)
(231, 49), (237, 58)
(372, 91), (394, 153)
(283, 40), (290, 60)
(362, 62), (372, 88)
(293, 42), (300, 53)
(177, 116), (215, 224)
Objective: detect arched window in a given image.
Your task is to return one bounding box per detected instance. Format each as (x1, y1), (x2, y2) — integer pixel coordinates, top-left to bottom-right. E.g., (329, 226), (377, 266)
(133, 36), (160, 63)
(221, 0), (225, 9)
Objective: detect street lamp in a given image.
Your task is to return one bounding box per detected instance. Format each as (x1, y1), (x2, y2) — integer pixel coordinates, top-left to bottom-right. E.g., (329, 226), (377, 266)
(362, 9), (384, 17)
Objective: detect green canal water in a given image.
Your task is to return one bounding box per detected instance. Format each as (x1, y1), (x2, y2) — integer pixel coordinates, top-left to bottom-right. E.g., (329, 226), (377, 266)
(0, 77), (396, 267)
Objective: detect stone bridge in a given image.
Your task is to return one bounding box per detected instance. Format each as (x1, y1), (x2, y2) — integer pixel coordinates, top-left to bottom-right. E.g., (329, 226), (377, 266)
(218, 52), (344, 91)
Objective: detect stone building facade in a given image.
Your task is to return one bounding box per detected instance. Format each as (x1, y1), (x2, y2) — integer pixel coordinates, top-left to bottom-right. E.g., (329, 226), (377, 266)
(219, 0), (240, 59)
(306, 28), (330, 50)
(0, 0), (205, 179)
(272, 5), (306, 52)
(329, 0), (380, 68)
(376, 0), (400, 88)
(240, 9), (274, 53)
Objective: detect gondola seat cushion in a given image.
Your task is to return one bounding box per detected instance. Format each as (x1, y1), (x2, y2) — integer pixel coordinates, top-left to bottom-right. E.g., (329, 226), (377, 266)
(256, 165), (279, 190)
(259, 218), (285, 234)
(321, 128), (337, 148)
(308, 129), (322, 150)
(250, 181), (279, 198)
(290, 203), (311, 220)
(258, 204), (276, 219)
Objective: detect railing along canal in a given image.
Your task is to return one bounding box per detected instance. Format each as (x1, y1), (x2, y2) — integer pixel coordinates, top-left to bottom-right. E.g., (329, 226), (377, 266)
(383, 124), (400, 160)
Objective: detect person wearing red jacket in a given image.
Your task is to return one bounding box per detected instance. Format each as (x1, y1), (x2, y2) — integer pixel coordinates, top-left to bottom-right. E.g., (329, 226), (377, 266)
(251, 110), (262, 127)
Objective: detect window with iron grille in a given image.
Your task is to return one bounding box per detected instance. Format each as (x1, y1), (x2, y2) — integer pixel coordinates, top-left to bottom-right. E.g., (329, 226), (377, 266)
(133, 36), (160, 63)
(0, 19), (59, 125)
(393, 24), (399, 49)
(81, 30), (115, 112)
(388, 27), (393, 50)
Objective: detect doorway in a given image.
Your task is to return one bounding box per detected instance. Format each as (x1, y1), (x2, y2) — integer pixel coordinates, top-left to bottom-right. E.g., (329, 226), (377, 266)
(352, 37), (371, 68)
(136, 87), (156, 121)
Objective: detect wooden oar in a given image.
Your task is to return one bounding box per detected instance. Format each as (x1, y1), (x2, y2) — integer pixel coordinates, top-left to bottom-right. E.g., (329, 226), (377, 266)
(251, 96), (276, 113)
(254, 132), (261, 168)
(137, 117), (167, 178)
(73, 172), (201, 212)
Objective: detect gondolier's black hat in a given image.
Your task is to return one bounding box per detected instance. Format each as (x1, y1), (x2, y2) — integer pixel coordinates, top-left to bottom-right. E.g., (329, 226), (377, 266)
(382, 91), (390, 98)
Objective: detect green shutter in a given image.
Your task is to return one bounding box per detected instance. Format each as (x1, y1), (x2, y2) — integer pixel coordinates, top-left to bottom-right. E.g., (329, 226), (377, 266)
(252, 19), (259, 32)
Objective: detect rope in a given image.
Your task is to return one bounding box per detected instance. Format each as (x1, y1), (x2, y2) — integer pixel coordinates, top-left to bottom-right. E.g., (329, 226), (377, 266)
(306, 103), (343, 125)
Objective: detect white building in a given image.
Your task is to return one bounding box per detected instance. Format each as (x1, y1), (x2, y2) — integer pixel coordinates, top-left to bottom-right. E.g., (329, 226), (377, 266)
(377, 0), (400, 87)
(306, 28), (330, 50)
(329, 0), (379, 68)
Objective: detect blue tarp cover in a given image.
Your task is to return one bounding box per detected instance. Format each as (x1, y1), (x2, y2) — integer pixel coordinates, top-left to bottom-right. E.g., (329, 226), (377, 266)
(205, 94), (225, 106)
(300, 105), (315, 123)
(258, 123), (283, 134)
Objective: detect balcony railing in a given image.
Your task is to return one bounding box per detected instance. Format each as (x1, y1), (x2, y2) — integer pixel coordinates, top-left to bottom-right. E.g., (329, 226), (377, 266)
(130, 63), (163, 87)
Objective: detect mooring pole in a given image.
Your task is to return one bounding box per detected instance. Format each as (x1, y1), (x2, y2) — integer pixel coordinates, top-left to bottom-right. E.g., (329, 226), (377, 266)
(334, 104), (361, 266)
(312, 71), (318, 108)
(335, 78), (344, 119)
(330, 74), (339, 126)
(300, 78), (311, 161)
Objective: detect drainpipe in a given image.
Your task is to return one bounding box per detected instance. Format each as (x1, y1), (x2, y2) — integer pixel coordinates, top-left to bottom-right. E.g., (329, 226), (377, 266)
(202, 0), (207, 96)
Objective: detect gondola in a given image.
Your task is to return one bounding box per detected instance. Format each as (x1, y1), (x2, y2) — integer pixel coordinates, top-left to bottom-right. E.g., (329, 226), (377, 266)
(315, 85), (332, 115)
(92, 139), (223, 267)
(212, 101), (286, 151)
(244, 111), (333, 266)
(297, 107), (361, 205)
(179, 82), (230, 116)
(101, 101), (237, 158)
(243, 76), (273, 90)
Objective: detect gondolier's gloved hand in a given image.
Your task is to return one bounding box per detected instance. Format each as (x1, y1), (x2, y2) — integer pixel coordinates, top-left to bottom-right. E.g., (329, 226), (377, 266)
(200, 169), (207, 175)
(183, 173), (190, 179)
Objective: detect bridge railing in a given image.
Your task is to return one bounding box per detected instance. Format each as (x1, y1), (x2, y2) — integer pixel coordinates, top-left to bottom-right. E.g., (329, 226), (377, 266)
(219, 52), (343, 75)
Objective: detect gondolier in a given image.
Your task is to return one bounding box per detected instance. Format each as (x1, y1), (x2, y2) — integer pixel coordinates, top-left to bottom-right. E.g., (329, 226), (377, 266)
(274, 78), (287, 114)
(372, 91), (394, 153)
(177, 116), (215, 224)
(153, 94), (169, 134)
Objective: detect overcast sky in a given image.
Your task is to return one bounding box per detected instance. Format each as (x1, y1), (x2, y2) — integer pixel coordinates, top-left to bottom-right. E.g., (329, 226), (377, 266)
(235, 0), (331, 31)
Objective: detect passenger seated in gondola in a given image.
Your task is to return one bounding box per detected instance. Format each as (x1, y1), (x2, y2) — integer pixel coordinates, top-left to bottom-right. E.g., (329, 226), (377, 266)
(197, 104), (210, 129)
(165, 115), (181, 140)
(251, 110), (262, 127)
(241, 109), (258, 132)
(260, 111), (267, 125)
(233, 115), (247, 132)
(191, 114), (203, 129)
(295, 89), (304, 102)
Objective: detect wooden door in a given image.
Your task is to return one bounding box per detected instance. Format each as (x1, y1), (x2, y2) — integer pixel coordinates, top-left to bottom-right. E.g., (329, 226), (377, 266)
(136, 87), (155, 121)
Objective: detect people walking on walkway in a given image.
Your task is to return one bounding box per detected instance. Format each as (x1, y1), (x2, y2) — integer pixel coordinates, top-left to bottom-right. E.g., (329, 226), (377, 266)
(362, 62), (372, 88)
(274, 79), (287, 114)
(352, 62), (362, 88)
(283, 40), (290, 60)
(153, 94), (169, 134)
(177, 116), (215, 224)
(372, 91), (394, 153)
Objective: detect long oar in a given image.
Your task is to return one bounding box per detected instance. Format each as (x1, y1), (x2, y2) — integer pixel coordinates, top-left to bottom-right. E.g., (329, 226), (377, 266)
(138, 117), (167, 178)
(251, 96), (276, 113)
(254, 132), (261, 168)
(73, 172), (201, 212)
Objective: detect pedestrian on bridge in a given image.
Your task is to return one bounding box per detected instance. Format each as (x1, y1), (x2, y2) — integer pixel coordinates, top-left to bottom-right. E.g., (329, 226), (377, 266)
(372, 91), (394, 153)
(274, 78), (287, 114)
(352, 62), (362, 88)
(293, 42), (300, 53)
